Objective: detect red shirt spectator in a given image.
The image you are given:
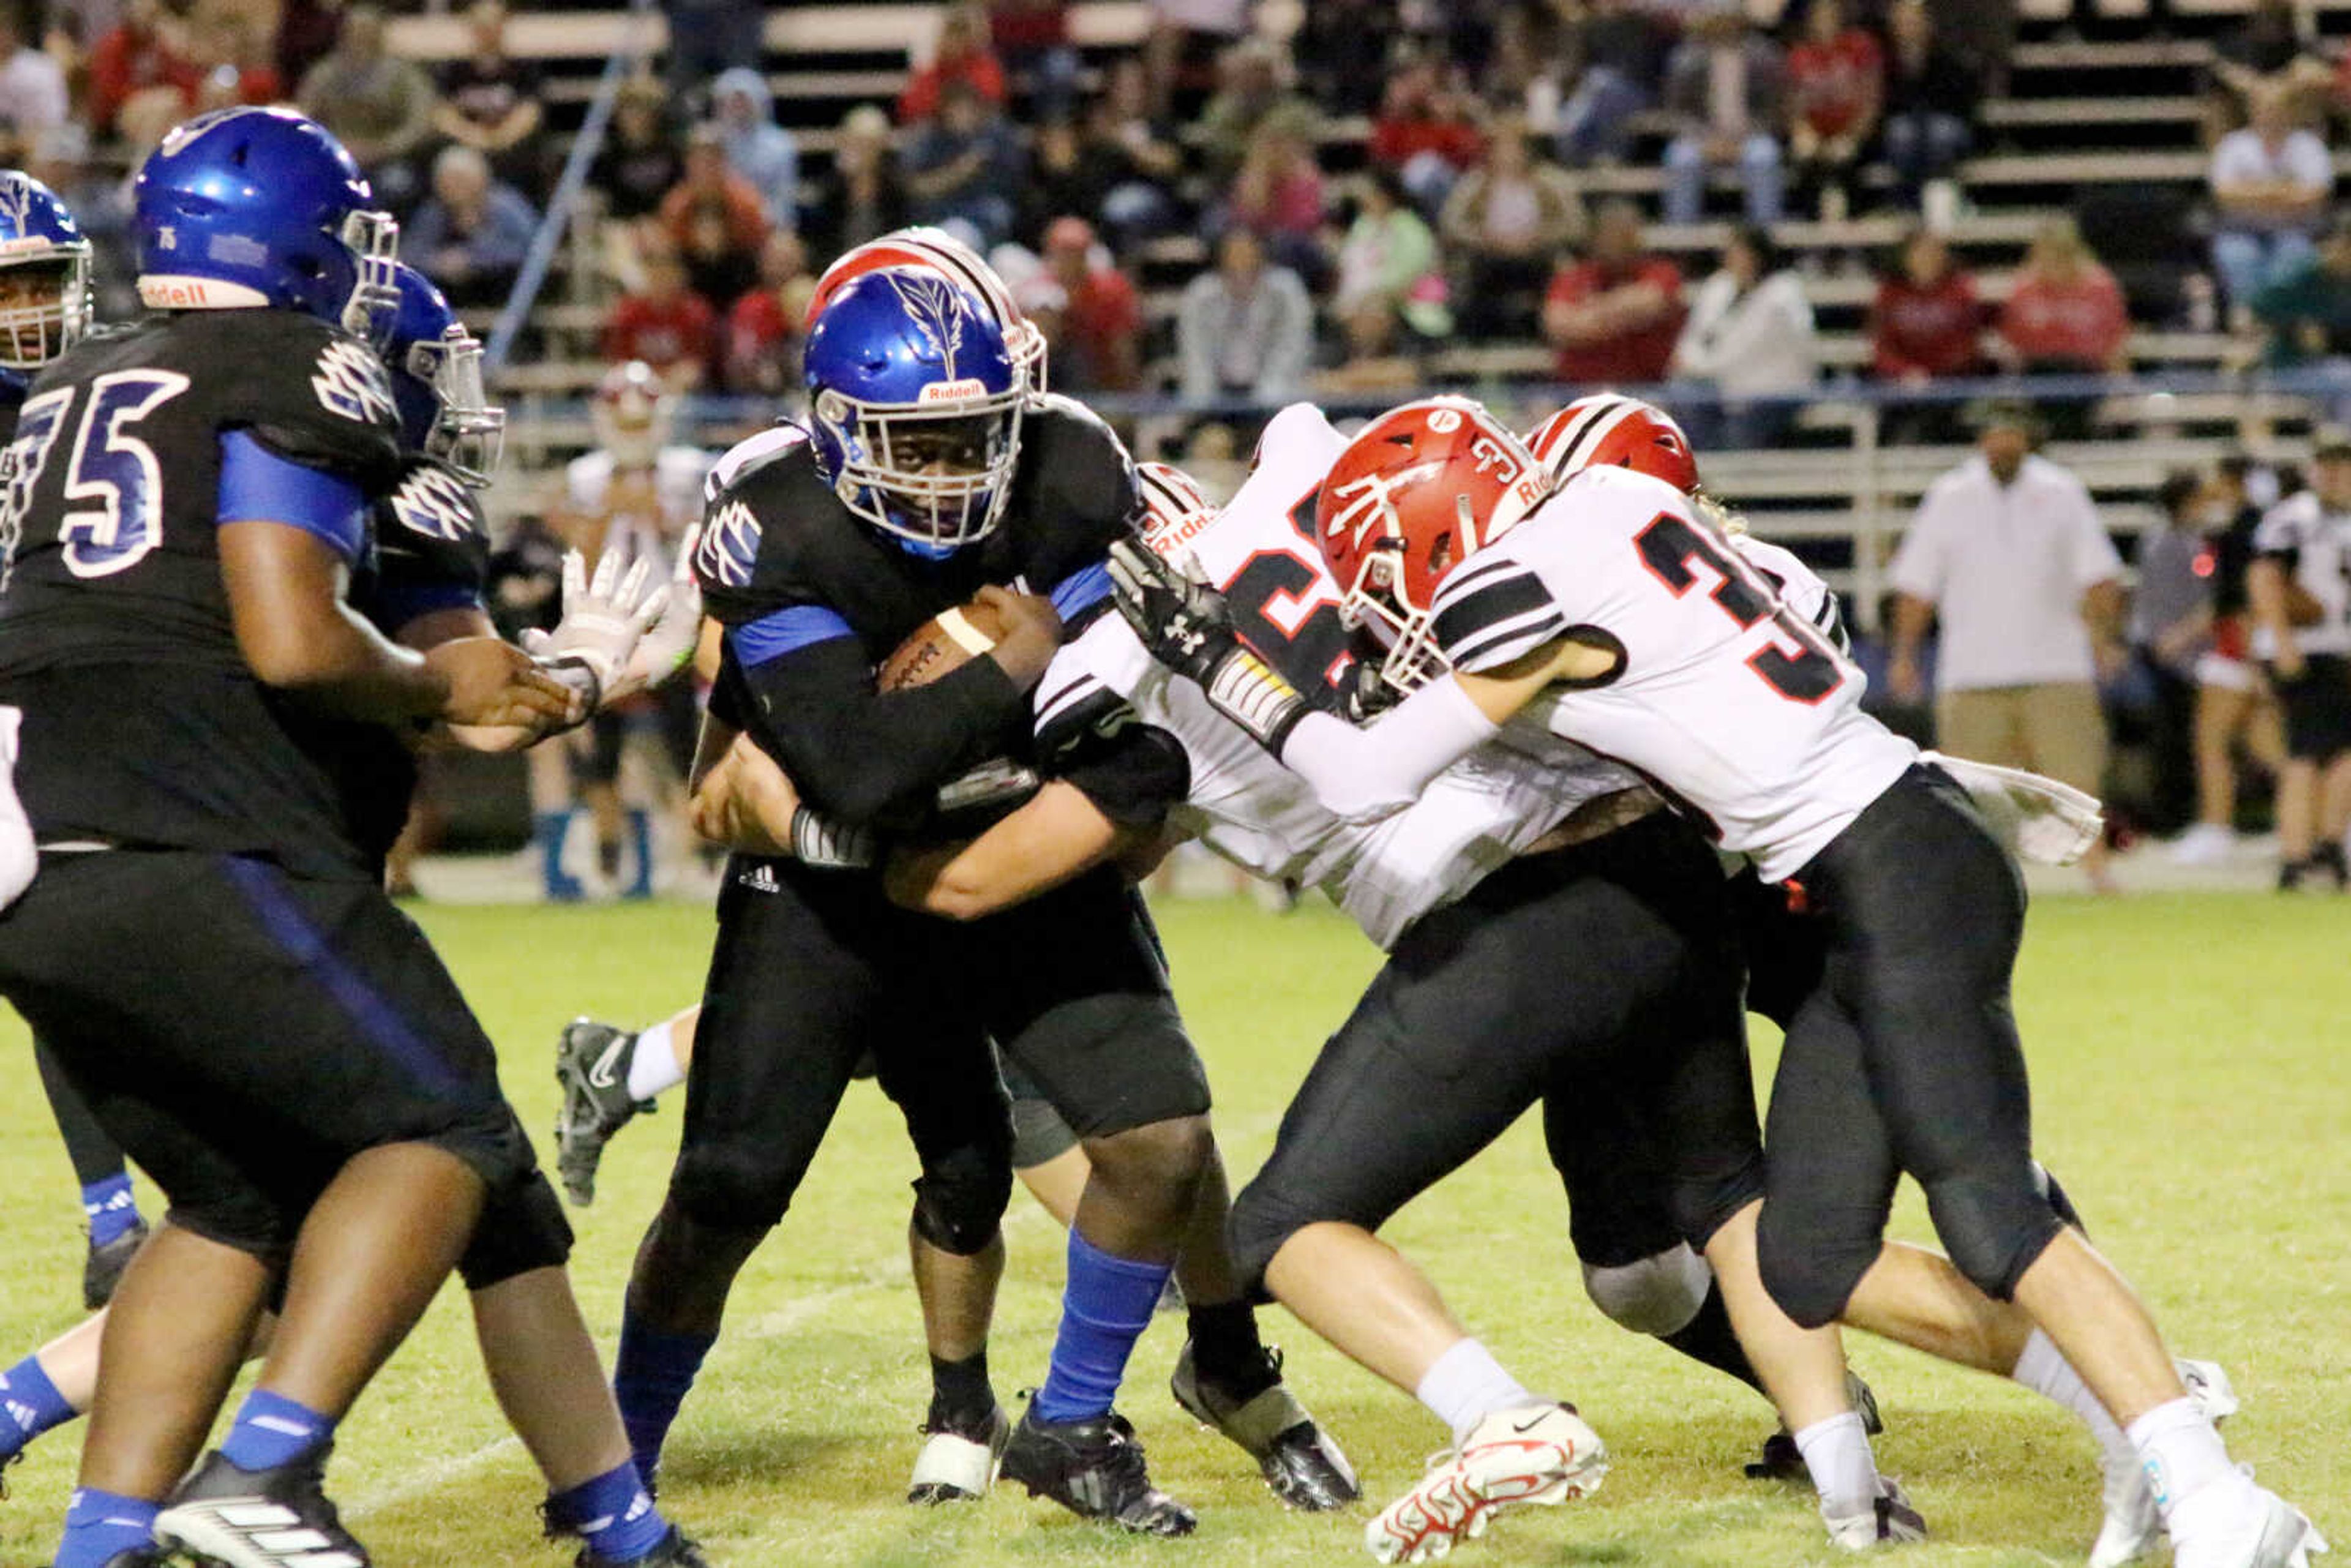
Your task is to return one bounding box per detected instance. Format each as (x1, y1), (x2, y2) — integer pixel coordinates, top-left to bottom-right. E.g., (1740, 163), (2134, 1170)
(1786, 5), (1882, 140)
(1542, 203), (1684, 384)
(1369, 62), (1484, 176)
(1999, 220), (2130, 371)
(1871, 229), (1986, 380)
(605, 252), (718, 388)
(899, 2), (1008, 122)
(88, 0), (200, 135)
(989, 0), (1069, 54)
(724, 232), (817, 394)
(1040, 216), (1142, 391)
(661, 130), (773, 307)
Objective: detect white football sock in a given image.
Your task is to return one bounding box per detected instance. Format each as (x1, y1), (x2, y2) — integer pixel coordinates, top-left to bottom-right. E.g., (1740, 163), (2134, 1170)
(2013, 1330), (2135, 1472)
(1794, 1410), (1878, 1518)
(626, 1018), (686, 1100)
(1414, 1338), (1539, 1447)
(2128, 1397), (2235, 1524)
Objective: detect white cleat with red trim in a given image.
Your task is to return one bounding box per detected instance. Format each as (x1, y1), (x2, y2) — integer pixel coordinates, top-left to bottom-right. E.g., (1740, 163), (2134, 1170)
(1365, 1403), (1607, 1564)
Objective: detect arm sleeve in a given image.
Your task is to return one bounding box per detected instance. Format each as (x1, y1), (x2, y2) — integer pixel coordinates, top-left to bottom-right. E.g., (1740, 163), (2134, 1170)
(728, 623), (1030, 828)
(1274, 675), (1503, 823)
(217, 430), (369, 565)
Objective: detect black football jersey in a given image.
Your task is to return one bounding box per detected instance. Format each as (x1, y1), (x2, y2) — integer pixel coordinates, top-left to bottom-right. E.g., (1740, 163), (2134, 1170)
(0, 309), (404, 878)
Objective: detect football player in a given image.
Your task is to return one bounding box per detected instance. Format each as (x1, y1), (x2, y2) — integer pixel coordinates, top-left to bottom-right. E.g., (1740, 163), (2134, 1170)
(1114, 394), (2324, 1568)
(612, 264), (1346, 1537)
(2246, 437), (2351, 890)
(0, 107), (588, 1568)
(0, 258), (708, 1566)
(0, 166), (155, 1307)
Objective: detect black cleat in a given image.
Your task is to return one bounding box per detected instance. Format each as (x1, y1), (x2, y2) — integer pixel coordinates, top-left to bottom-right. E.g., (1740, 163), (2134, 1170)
(577, 1525), (712, 1568)
(907, 1404), (1011, 1504)
(555, 1018), (654, 1206)
(1171, 1341), (1358, 1511)
(1000, 1403), (1196, 1536)
(1746, 1370), (1882, 1482)
(154, 1447), (369, 1568)
(83, 1217), (149, 1311)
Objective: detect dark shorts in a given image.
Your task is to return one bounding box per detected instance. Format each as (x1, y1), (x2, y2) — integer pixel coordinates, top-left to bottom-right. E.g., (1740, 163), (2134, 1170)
(1231, 811), (1760, 1291)
(0, 850), (537, 1262)
(2271, 653), (2351, 762)
(1000, 1053), (1081, 1169)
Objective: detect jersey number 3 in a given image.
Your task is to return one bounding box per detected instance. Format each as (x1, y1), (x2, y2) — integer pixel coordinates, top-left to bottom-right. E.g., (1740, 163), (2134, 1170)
(9, 371), (192, 580)
(1635, 512), (1844, 703)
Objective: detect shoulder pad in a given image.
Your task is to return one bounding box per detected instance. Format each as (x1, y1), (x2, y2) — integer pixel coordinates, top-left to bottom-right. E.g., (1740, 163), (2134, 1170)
(705, 421), (810, 506)
(215, 314), (402, 486)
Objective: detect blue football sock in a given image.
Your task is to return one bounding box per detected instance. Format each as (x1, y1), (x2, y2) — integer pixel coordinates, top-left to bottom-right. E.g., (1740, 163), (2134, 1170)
(0, 1354), (78, 1460)
(82, 1173), (140, 1248)
(54, 1487), (157, 1568)
(1031, 1231), (1171, 1424)
(536, 811), (580, 899)
(548, 1460), (669, 1564)
(613, 1319), (715, 1485)
(623, 809), (654, 899)
(219, 1389), (334, 1472)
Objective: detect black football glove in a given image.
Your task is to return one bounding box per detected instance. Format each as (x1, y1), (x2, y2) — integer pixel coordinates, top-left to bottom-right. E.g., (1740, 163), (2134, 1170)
(1106, 538), (1310, 752)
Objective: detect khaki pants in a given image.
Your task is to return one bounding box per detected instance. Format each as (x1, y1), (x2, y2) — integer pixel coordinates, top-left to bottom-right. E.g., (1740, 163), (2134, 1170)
(1934, 681), (2109, 795)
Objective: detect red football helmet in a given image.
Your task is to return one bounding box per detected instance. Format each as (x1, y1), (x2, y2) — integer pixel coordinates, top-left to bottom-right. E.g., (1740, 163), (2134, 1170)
(591, 359), (675, 470)
(1315, 397), (1551, 693)
(1136, 461), (1217, 560)
(1524, 393), (1699, 494)
(806, 225), (1047, 390)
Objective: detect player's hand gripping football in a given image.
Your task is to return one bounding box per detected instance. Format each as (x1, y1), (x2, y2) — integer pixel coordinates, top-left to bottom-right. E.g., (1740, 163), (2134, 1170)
(974, 582), (1062, 689)
(426, 637), (584, 732)
(523, 542), (672, 710)
(1106, 536), (1312, 751)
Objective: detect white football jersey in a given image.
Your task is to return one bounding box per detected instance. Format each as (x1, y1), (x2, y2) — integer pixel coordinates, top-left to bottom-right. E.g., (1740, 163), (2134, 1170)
(1035, 403), (1640, 949)
(566, 445), (716, 531)
(2251, 490), (2351, 656)
(1430, 466), (1918, 882)
(1729, 531), (1847, 655)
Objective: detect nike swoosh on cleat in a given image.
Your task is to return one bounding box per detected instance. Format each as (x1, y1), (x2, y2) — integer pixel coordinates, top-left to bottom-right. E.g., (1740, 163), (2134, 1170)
(1511, 1416), (1553, 1435)
(586, 1035), (628, 1090)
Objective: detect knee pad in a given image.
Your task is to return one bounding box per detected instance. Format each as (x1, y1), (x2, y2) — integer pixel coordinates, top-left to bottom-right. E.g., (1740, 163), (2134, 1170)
(1581, 1245), (1712, 1338)
(459, 1172), (575, 1292)
(1922, 1172), (2066, 1303)
(910, 1143), (1013, 1257)
(1755, 1196), (1880, 1331)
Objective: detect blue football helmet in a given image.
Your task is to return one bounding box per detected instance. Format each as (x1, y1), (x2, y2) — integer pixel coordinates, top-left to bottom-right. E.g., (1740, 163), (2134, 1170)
(803, 267), (1027, 552)
(378, 263), (504, 485)
(132, 107), (398, 336)
(0, 171), (91, 375)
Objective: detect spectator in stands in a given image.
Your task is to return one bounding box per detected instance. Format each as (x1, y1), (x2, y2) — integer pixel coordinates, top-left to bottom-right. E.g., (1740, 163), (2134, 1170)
(663, 0), (763, 95)
(1440, 116), (1585, 342)
(591, 77), (685, 225)
(2175, 456), (2289, 863)
(1543, 197), (1684, 384)
(1198, 37), (1317, 184)
(1038, 216), (1143, 391)
(2126, 469), (2219, 836)
(2210, 0), (2329, 135)
(88, 0), (195, 140)
(1889, 402), (2128, 889)
(1179, 225), (1315, 405)
(2254, 213), (2351, 370)
(1142, 0), (1251, 121)
(1331, 167), (1450, 370)
(809, 102), (907, 257)
(1482, 4), (1562, 139)
(1660, 2), (1785, 227)
(296, 4), (439, 211)
(1292, 0), (1392, 119)
(405, 143), (538, 309)
(2210, 84), (2334, 323)
(1224, 125), (1327, 282)
(903, 79), (1026, 249)
(1870, 225), (1987, 443)
(1553, 0), (1674, 167)
(0, 0), (67, 167)
(711, 67), (799, 234)
(662, 123), (771, 310)
(899, 2), (1007, 125)
(1082, 59), (1185, 245)
(724, 229), (817, 397)
(1024, 116), (1120, 246)
(1370, 54), (1486, 216)
(434, 0), (545, 200)
(2000, 216), (2130, 375)
(604, 242), (717, 391)
(1784, 0), (1881, 222)
(991, 0), (1080, 122)
(29, 123), (130, 316)
(188, 7), (285, 111)
(276, 0), (344, 95)
(1671, 223), (1817, 449)
(1880, 0), (1981, 213)
(2249, 435), (2351, 889)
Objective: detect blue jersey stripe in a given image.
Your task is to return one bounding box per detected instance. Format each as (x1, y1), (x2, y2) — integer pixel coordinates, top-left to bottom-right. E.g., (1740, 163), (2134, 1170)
(732, 604), (857, 667)
(1050, 561), (1112, 620)
(216, 430), (368, 563)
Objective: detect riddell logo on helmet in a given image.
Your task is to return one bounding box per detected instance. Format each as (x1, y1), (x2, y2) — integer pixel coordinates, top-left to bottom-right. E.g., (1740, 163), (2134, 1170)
(136, 274), (269, 310)
(918, 379), (989, 403)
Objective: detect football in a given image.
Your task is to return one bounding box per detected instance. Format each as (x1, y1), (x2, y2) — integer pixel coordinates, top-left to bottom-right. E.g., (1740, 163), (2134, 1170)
(876, 596), (1016, 690)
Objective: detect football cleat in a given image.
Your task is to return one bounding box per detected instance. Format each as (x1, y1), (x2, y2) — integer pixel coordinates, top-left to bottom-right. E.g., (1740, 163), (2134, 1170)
(2167, 1470), (2327, 1568)
(1748, 1371), (1883, 1482)
(1365, 1402), (1607, 1564)
(577, 1525), (712, 1568)
(154, 1447), (369, 1568)
(999, 1405), (1196, 1536)
(1171, 1341), (1359, 1510)
(554, 1018), (653, 1206)
(1824, 1475), (1929, 1550)
(2092, 1360), (2241, 1568)
(83, 1215), (149, 1310)
(907, 1405), (1011, 1504)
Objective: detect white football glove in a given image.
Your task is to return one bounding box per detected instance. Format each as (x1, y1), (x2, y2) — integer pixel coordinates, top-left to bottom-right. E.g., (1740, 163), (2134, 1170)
(1925, 751), (2105, 866)
(522, 542), (670, 711)
(617, 522), (704, 698)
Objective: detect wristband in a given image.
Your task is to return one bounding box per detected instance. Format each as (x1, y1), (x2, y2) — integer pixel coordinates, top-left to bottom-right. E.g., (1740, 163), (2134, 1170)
(790, 805), (878, 869)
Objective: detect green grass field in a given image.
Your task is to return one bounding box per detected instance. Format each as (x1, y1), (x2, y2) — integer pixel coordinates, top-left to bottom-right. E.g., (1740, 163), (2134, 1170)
(1, 891), (2345, 1567)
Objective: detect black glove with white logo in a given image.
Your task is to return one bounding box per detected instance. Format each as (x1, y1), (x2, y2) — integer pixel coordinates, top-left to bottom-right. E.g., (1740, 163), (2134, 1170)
(1106, 537), (1310, 752)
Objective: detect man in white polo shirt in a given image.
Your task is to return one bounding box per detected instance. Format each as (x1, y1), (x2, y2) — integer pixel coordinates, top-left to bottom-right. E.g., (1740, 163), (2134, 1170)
(1888, 402), (2126, 887)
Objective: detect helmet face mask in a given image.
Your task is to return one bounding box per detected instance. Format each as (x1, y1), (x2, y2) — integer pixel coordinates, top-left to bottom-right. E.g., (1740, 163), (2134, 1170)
(591, 360), (675, 470)
(380, 261), (505, 486)
(338, 206), (402, 338)
(812, 383), (1026, 550)
(0, 172), (92, 371)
